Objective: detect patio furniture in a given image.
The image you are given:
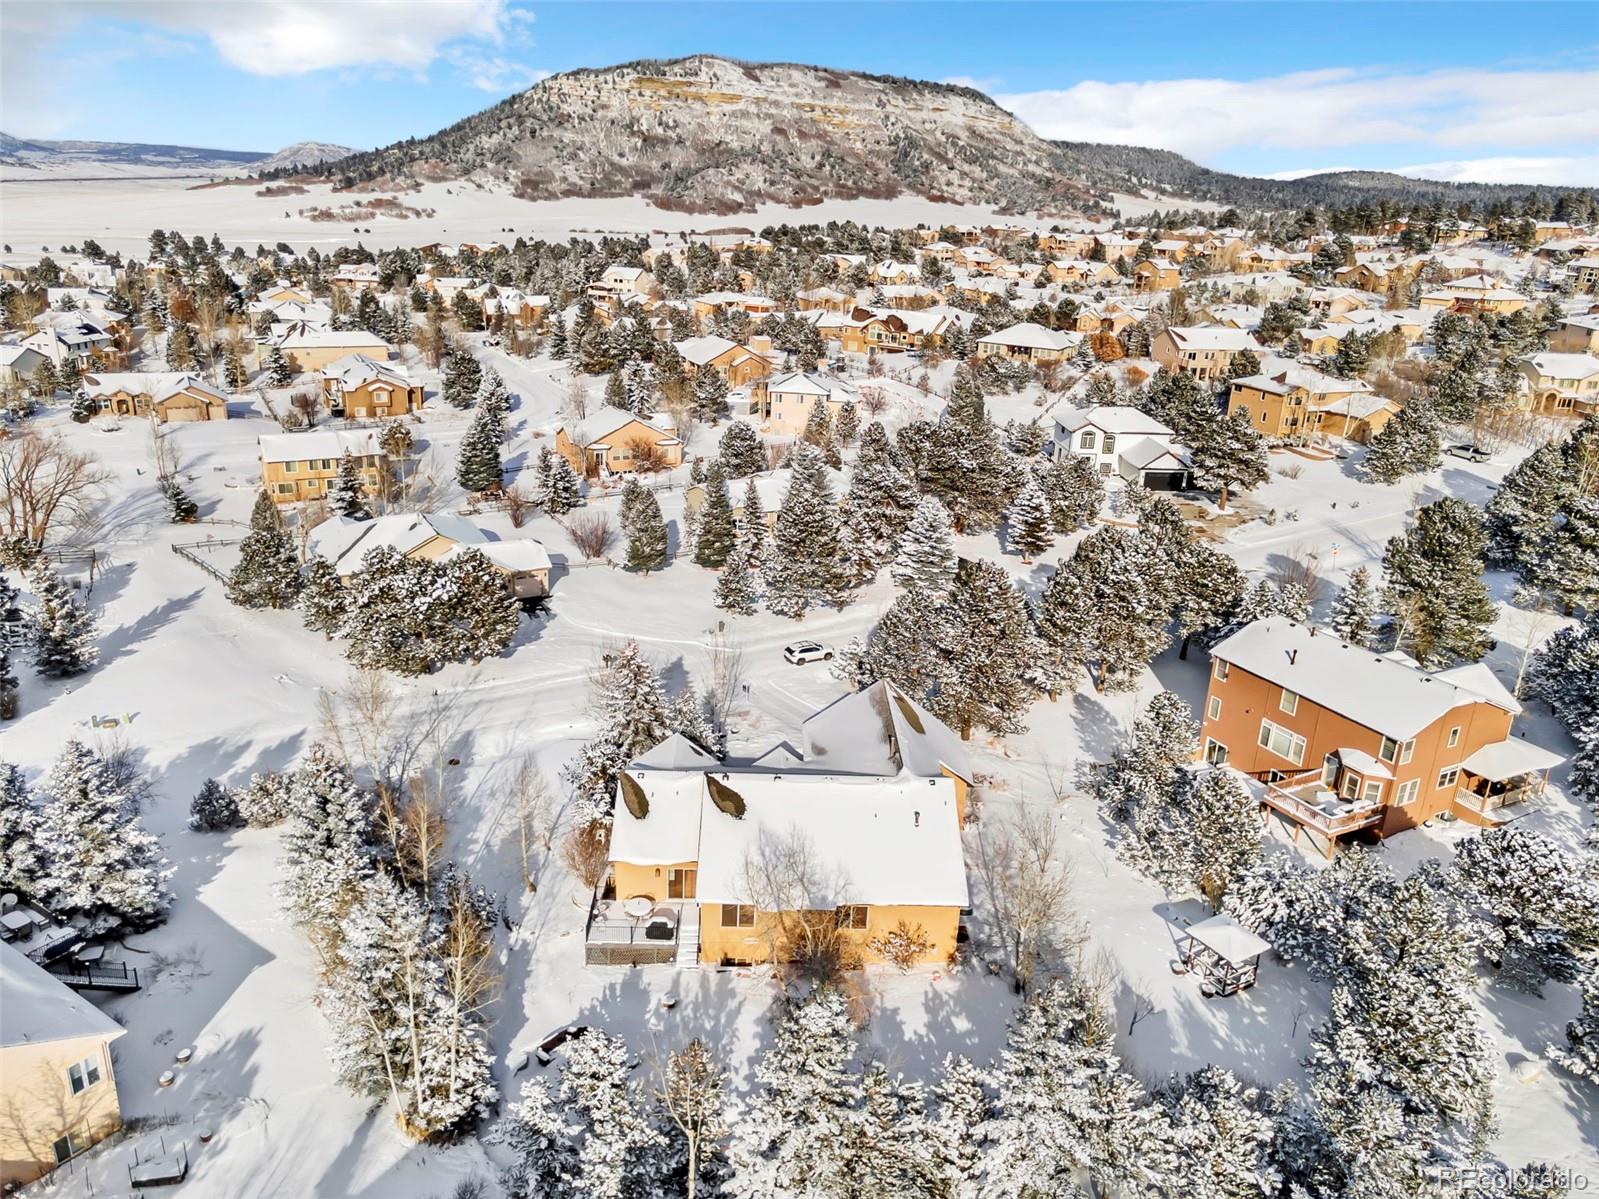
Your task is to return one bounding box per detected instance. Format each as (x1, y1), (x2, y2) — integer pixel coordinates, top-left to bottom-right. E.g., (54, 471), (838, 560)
(622, 896), (654, 920)
(1179, 915), (1270, 996)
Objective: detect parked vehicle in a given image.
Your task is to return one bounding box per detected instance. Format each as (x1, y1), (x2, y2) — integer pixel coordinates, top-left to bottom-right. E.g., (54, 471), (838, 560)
(1445, 443), (1492, 463)
(783, 640), (834, 666)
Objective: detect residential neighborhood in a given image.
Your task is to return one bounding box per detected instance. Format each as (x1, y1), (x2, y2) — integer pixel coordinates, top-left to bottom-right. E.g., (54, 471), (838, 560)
(0, 9), (1596, 1198)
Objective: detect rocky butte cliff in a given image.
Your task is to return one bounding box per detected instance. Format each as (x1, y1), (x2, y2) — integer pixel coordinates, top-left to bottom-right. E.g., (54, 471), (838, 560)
(311, 56), (1092, 215)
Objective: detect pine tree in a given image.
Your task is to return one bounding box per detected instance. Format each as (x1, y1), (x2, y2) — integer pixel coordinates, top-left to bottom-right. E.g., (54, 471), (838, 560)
(693, 464), (736, 568)
(0, 762), (47, 897)
(1530, 495), (1599, 614)
(838, 421), (918, 583)
(625, 487), (669, 575)
(250, 487), (283, 532)
(933, 559), (1042, 738)
(739, 477), (768, 560)
(693, 370), (730, 422)
(164, 321), (197, 370)
(835, 399), (860, 444)
(188, 778), (242, 831)
(1486, 441), (1568, 565)
(456, 405), (504, 495)
(224, 342), (248, 391)
(443, 343), (482, 409)
(0, 644), (16, 720)
(227, 519), (303, 610)
(280, 744), (373, 933)
(1034, 455), (1104, 532)
(1173, 541), (1248, 658)
(714, 541), (760, 616)
(328, 450), (371, 519)
(802, 398), (834, 448)
(477, 365), (512, 434)
(1037, 527), (1168, 692)
(532, 445), (581, 515)
(69, 386), (96, 423)
(930, 1052), (989, 1192)
(1154, 1066), (1277, 1199)
(891, 496), (958, 598)
(437, 548), (521, 663)
(37, 741), (171, 927)
(300, 557), (349, 639)
(27, 560), (99, 677)
(719, 420), (766, 478)
(265, 345), (294, 387)
(1550, 965), (1599, 1082)
(1362, 402), (1441, 484)
(160, 476), (198, 522)
(1189, 409), (1270, 510)
(1329, 565), (1379, 645)
(549, 317), (568, 360)
(1005, 474), (1055, 562)
(764, 444), (845, 618)
(1381, 497), (1496, 666)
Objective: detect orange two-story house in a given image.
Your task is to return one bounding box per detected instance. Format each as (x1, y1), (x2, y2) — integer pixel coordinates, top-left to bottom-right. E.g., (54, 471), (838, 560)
(1200, 617), (1561, 855)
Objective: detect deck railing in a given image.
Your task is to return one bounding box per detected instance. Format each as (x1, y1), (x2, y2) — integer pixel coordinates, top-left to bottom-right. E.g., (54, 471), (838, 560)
(1263, 772), (1385, 837)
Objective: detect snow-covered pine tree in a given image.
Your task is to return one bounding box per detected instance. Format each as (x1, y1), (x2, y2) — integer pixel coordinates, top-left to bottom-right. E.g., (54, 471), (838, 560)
(1153, 1066), (1277, 1199)
(1486, 441), (1567, 565)
(299, 557), (349, 640)
(328, 450), (371, 519)
(160, 475), (198, 522)
(0, 762), (48, 898)
(226, 516), (303, 610)
(1036, 527), (1167, 692)
(337, 546), (436, 675)
(835, 399), (860, 445)
(1328, 565), (1378, 646)
(1549, 964), (1599, 1083)
(930, 1052), (990, 1194)
(436, 547), (521, 663)
(224, 342), (248, 391)
(477, 366), (511, 433)
(280, 744), (374, 935)
(249, 487), (283, 532)
(1173, 541), (1247, 658)
(443, 344), (482, 409)
(27, 559), (99, 677)
(164, 321), (196, 370)
(714, 541), (760, 616)
(69, 387), (96, 423)
(532, 445), (581, 515)
(1033, 454), (1104, 532)
(37, 740), (171, 928)
(188, 777), (242, 831)
(693, 370), (730, 423)
(549, 317), (568, 361)
(1361, 401), (1442, 484)
(738, 477), (768, 560)
(456, 404), (504, 495)
(981, 976), (1166, 1199)
(1188, 409), (1270, 511)
(729, 986), (863, 1199)
(1005, 474), (1055, 563)
(764, 444), (845, 618)
(891, 495), (958, 598)
(933, 559), (1042, 738)
(624, 487), (669, 575)
(0, 643), (16, 720)
(839, 422), (919, 583)
(693, 464), (736, 569)
(1381, 497), (1496, 666)
(264, 345), (294, 387)
(718, 421), (767, 478)
(1529, 495), (1599, 615)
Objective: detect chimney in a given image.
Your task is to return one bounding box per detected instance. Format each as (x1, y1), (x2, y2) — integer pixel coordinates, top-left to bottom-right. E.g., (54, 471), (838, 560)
(1289, 649), (1298, 665)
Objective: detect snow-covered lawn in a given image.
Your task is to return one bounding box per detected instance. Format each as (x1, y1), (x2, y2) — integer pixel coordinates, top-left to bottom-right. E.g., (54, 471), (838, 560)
(9, 343), (1598, 1194)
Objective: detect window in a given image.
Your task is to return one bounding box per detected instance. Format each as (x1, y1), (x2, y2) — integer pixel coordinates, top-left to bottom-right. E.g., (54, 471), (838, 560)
(667, 868), (697, 900)
(1279, 689), (1299, 715)
(1098, 463), (1112, 476)
(1204, 739), (1228, 766)
(1102, 434), (1117, 454)
(1079, 431), (1096, 450)
(1437, 766), (1460, 790)
(283, 461), (297, 473)
(720, 904), (755, 928)
(53, 1134), (82, 1166)
(1378, 736), (1399, 764)
(67, 1055), (102, 1095)
(275, 484), (295, 496)
(1341, 772), (1362, 799)
(1396, 779), (1420, 805)
(1361, 779), (1384, 803)
(1214, 659), (1230, 681)
(1447, 726), (1461, 749)
(1258, 719), (1307, 766)
(1206, 696), (1222, 721)
(1399, 739), (1416, 766)
(835, 905), (868, 930)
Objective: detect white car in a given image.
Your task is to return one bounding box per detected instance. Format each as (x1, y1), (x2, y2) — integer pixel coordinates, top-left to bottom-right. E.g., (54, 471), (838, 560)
(783, 640), (834, 666)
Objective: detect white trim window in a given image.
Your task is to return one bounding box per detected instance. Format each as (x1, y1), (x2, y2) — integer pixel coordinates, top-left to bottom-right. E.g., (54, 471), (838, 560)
(1207, 696), (1222, 720)
(1447, 726), (1461, 748)
(1396, 779), (1420, 805)
(1378, 736), (1399, 764)
(1258, 719), (1307, 766)
(67, 1055), (102, 1095)
(1204, 738), (1229, 765)
(1399, 739), (1416, 765)
(1437, 766), (1461, 790)
(1279, 689), (1299, 715)
(1214, 659), (1230, 681)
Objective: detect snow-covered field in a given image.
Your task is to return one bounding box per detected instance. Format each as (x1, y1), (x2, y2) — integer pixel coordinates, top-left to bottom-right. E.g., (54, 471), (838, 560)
(7, 332), (1594, 1196)
(0, 178), (1075, 260)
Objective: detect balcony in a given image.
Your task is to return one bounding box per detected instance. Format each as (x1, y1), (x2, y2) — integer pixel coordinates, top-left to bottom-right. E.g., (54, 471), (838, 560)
(584, 897), (698, 967)
(1261, 769), (1385, 852)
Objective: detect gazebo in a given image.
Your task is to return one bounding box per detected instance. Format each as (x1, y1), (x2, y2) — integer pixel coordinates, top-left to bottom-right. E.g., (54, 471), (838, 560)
(1179, 915), (1271, 996)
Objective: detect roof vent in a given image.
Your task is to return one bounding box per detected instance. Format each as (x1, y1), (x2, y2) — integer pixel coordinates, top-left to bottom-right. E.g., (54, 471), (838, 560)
(1288, 649), (1298, 665)
(914, 810), (921, 828)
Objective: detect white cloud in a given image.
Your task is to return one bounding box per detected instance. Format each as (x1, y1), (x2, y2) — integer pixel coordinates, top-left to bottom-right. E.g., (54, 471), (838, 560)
(447, 50), (550, 94)
(1392, 155), (1599, 187)
(996, 65), (1599, 160)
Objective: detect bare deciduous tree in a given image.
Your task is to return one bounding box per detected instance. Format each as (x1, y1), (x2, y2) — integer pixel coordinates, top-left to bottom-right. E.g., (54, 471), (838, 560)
(1270, 543), (1326, 610)
(565, 510), (616, 561)
(0, 432), (112, 553)
(701, 633), (747, 738)
(562, 818), (611, 892)
(652, 1039), (728, 1199)
(740, 828), (858, 982)
(511, 758), (556, 892)
(971, 807), (1083, 995)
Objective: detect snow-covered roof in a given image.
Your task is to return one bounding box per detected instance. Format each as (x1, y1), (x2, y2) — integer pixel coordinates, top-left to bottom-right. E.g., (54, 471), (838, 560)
(258, 429), (383, 464)
(1054, 405), (1174, 438)
(694, 773), (969, 908)
(610, 766), (707, 867)
(1185, 915), (1270, 964)
(1335, 747), (1392, 780)
(82, 371), (224, 402)
(308, 512), (547, 574)
(278, 328), (389, 350)
(0, 345), (48, 370)
(571, 406), (678, 446)
(801, 680), (973, 784)
(1232, 357), (1372, 400)
(320, 353), (414, 388)
(978, 321), (1076, 352)
(675, 335), (744, 366)
(0, 940), (127, 1049)
(1119, 436), (1189, 471)
(766, 371), (855, 400)
(634, 733), (719, 771)
(1210, 617), (1520, 740)
(1164, 326), (1260, 352)
(1458, 737), (1565, 782)
(1523, 352), (1599, 381)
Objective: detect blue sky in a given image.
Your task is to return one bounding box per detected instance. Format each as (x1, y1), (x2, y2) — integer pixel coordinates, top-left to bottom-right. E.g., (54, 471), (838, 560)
(4, 1), (1596, 185)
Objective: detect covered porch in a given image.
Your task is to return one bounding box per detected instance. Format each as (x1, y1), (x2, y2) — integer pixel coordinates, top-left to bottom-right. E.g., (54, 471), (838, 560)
(1450, 737), (1564, 825)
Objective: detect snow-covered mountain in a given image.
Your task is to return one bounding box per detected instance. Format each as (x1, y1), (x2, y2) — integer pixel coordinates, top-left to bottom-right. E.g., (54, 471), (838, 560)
(308, 55), (1095, 215)
(251, 141), (358, 174)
